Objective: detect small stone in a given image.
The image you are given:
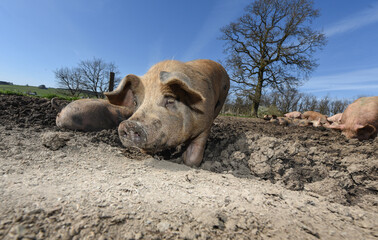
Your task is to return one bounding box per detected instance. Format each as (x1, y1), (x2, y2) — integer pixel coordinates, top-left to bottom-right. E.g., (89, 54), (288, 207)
(41, 132), (69, 150)
(157, 221), (171, 232)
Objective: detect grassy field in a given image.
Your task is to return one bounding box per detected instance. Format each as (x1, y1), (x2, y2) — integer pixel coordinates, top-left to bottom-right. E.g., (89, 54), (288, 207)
(0, 84), (82, 100)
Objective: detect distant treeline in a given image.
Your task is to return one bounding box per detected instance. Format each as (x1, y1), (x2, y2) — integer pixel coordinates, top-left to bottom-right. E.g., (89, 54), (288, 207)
(0, 81), (13, 85)
(222, 89), (353, 117)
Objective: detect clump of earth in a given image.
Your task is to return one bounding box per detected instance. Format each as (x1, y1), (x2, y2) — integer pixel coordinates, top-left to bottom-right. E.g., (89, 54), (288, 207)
(0, 94), (377, 239)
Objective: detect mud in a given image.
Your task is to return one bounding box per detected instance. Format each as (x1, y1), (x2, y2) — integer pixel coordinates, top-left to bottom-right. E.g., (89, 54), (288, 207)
(0, 94), (377, 239)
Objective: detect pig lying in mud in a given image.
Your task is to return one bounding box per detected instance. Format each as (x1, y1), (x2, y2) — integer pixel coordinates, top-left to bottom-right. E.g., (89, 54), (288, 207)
(56, 59), (230, 166)
(302, 111), (328, 124)
(327, 113), (343, 124)
(329, 96), (378, 140)
(56, 99), (134, 131)
(284, 111), (302, 119)
(268, 117), (311, 127)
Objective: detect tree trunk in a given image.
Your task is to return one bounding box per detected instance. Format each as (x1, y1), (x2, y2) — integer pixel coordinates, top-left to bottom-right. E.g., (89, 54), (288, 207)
(251, 70), (264, 117)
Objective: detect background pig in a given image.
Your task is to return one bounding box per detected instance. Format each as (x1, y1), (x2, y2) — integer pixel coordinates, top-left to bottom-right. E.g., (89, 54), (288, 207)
(302, 111), (328, 124)
(329, 96), (378, 140)
(327, 113), (343, 123)
(277, 117), (289, 126)
(56, 99), (134, 131)
(106, 59), (230, 166)
(311, 119), (322, 127)
(284, 111), (302, 119)
(290, 118), (312, 127)
(263, 115), (277, 120)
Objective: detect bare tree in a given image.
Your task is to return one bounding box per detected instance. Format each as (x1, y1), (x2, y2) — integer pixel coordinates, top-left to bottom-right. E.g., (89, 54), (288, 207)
(220, 0), (326, 117)
(329, 99), (350, 115)
(79, 58), (121, 98)
(317, 95), (330, 115)
(298, 94), (318, 112)
(273, 86), (304, 113)
(54, 67), (83, 97)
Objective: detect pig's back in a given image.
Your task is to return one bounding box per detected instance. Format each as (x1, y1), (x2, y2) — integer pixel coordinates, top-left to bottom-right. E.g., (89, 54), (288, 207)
(342, 96), (378, 126)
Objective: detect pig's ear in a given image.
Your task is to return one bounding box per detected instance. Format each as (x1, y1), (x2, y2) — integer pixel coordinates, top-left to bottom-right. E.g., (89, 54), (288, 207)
(104, 74), (140, 107)
(356, 124), (376, 139)
(160, 71), (205, 110)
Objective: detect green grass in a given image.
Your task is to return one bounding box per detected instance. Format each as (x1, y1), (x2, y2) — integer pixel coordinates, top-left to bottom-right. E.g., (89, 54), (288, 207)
(0, 84), (80, 100)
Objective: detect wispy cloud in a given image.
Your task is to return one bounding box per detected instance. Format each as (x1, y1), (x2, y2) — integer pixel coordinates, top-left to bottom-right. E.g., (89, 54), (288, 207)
(300, 67), (378, 97)
(324, 2), (378, 37)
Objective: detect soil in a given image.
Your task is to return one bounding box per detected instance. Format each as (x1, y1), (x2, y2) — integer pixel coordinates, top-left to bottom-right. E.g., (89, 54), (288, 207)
(0, 94), (377, 239)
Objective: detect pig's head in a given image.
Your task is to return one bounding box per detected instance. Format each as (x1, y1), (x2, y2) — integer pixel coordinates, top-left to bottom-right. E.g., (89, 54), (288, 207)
(329, 123), (377, 140)
(107, 71), (205, 153)
(343, 124), (377, 140)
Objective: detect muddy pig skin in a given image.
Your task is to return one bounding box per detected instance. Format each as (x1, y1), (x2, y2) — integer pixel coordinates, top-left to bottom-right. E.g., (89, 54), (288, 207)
(302, 111), (328, 124)
(290, 118), (312, 127)
(263, 115), (277, 120)
(56, 99), (134, 131)
(284, 111), (302, 119)
(330, 96), (378, 140)
(327, 113), (343, 123)
(106, 59), (230, 166)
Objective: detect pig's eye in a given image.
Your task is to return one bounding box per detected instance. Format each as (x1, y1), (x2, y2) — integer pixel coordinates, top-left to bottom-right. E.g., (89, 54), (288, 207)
(164, 97), (176, 109)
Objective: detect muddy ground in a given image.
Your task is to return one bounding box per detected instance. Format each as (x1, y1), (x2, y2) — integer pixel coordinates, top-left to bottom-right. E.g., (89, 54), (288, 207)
(0, 94), (377, 239)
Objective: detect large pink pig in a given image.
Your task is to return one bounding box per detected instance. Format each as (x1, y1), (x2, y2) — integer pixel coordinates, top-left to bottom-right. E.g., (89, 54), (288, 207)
(56, 59), (230, 166)
(111, 60), (230, 166)
(330, 96), (378, 140)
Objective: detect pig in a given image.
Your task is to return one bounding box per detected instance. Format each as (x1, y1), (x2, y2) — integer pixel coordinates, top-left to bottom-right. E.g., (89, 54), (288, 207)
(290, 118), (312, 127)
(56, 99), (134, 131)
(311, 119), (322, 127)
(323, 121), (340, 129)
(284, 111), (302, 119)
(106, 59), (230, 166)
(302, 111), (328, 124)
(277, 117), (289, 126)
(327, 113), (343, 124)
(263, 115), (277, 120)
(329, 96), (378, 140)
(269, 118), (279, 124)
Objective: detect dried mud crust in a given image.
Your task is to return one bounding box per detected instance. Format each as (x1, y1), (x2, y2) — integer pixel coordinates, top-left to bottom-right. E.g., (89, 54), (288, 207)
(0, 93), (377, 206)
(1, 94), (377, 239)
(203, 117), (378, 207)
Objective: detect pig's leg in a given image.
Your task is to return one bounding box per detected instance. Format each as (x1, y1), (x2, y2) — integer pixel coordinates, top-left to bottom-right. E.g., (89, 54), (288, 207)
(182, 129), (211, 167)
(56, 99), (133, 131)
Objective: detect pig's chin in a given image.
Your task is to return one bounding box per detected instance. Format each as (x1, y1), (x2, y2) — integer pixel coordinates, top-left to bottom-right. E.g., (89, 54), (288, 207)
(342, 130), (356, 139)
(139, 136), (178, 153)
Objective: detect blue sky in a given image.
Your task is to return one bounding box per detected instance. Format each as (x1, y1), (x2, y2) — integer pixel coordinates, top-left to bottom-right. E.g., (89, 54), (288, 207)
(0, 0), (377, 100)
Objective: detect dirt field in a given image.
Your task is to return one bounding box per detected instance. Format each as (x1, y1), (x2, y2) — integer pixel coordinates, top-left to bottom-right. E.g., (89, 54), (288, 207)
(0, 94), (377, 239)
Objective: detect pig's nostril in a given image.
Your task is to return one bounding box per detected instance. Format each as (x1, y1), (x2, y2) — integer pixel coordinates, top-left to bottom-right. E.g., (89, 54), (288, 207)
(133, 131), (140, 138)
(119, 128), (127, 138)
(131, 130), (141, 142)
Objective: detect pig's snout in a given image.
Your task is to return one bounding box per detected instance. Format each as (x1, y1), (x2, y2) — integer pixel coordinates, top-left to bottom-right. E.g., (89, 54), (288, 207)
(118, 121), (148, 148)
